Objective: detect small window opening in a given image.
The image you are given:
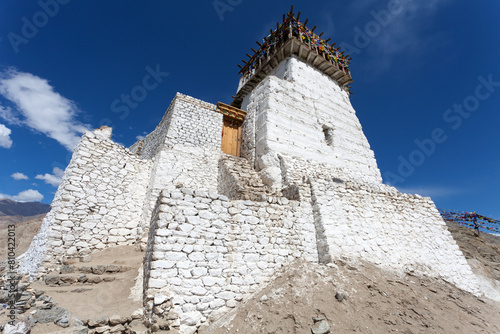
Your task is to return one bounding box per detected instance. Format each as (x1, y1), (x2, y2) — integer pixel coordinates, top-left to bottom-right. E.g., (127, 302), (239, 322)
(322, 125), (334, 147)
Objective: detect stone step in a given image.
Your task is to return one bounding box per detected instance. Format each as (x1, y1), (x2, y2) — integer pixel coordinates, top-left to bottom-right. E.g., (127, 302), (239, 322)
(84, 311), (145, 334)
(219, 154), (282, 201)
(60, 264), (131, 275)
(45, 273), (118, 286)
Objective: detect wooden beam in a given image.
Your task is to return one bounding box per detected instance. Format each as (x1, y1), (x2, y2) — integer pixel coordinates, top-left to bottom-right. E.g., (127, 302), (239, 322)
(311, 25), (317, 33)
(297, 11), (301, 20)
(251, 48), (258, 53)
(216, 102), (247, 121)
(324, 66), (336, 75)
(325, 38), (331, 43)
(319, 32), (324, 37)
(304, 18), (309, 26)
(312, 55), (321, 67)
(273, 54), (280, 66)
(306, 49), (314, 63)
(298, 44), (305, 58)
(317, 60), (329, 71)
(246, 53), (252, 58)
(256, 41), (262, 47)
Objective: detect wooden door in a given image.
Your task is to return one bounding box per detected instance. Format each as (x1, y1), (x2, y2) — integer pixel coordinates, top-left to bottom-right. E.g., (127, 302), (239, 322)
(221, 116), (242, 157)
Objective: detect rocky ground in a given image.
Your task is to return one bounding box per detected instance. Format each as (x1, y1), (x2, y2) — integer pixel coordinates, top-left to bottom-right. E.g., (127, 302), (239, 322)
(0, 220), (499, 334)
(444, 221), (500, 280)
(0, 245), (146, 334)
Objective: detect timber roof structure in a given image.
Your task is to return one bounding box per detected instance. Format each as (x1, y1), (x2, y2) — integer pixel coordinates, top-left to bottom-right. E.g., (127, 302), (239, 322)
(232, 6), (353, 108)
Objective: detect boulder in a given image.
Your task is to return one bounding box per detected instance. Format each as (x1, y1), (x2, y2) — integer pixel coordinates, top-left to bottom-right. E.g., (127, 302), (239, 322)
(3, 321), (31, 334)
(32, 307), (67, 323)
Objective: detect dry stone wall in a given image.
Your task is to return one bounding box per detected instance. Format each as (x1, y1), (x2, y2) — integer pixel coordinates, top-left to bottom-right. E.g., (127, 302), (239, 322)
(144, 189), (318, 333)
(20, 127), (151, 277)
(240, 55), (382, 187)
(309, 177), (481, 294)
(135, 93), (223, 240)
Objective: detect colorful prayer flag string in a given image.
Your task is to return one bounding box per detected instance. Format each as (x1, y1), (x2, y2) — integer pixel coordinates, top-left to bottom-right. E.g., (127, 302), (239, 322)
(439, 209), (500, 235)
(238, 15), (351, 89)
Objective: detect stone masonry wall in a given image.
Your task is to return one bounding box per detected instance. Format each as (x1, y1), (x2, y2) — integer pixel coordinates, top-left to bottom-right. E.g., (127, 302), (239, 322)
(144, 189), (318, 333)
(240, 55), (382, 187)
(218, 153), (279, 201)
(309, 177), (481, 294)
(19, 127), (151, 277)
(135, 94), (223, 239)
(129, 95), (178, 159)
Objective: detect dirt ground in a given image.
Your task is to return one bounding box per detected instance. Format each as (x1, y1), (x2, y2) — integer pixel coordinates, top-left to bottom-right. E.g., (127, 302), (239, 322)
(445, 220), (500, 281)
(32, 245), (143, 320)
(202, 259), (500, 334)
(1, 245), (144, 334)
(0, 215), (44, 262)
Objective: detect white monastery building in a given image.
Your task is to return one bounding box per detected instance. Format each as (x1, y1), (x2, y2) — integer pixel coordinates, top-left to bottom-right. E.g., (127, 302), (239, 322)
(19, 9), (481, 334)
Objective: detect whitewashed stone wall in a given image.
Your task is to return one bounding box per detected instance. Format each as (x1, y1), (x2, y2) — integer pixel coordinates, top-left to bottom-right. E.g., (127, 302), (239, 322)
(309, 177), (481, 294)
(240, 55), (382, 187)
(20, 127), (151, 277)
(134, 93), (223, 238)
(144, 189), (318, 333)
(20, 93), (224, 279)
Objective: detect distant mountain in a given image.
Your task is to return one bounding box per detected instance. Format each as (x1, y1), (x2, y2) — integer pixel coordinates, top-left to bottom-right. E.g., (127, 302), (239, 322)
(0, 198), (50, 217)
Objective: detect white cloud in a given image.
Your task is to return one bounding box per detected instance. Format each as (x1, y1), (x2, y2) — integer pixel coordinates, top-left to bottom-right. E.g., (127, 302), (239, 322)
(373, 1), (448, 54)
(0, 123), (13, 148)
(35, 167), (64, 187)
(396, 185), (461, 198)
(0, 189), (44, 202)
(0, 106), (22, 126)
(0, 69), (90, 151)
(356, 0), (450, 73)
(11, 172), (28, 180)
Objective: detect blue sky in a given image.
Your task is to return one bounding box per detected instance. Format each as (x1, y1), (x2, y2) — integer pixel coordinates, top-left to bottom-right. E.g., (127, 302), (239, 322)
(0, 1), (499, 220)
